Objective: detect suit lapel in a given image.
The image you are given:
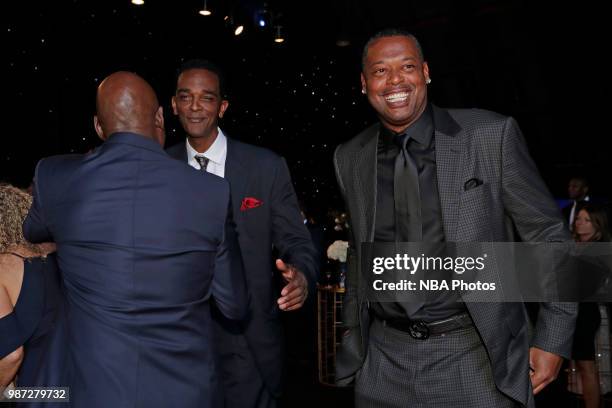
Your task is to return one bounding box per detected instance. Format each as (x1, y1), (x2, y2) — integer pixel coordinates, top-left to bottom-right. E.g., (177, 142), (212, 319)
(433, 106), (464, 242)
(224, 138), (250, 217)
(353, 125), (379, 242)
(180, 143), (188, 162)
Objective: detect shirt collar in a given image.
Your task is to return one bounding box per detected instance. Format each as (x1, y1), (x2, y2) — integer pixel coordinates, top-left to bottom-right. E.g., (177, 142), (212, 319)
(380, 103), (434, 148)
(185, 128), (227, 165)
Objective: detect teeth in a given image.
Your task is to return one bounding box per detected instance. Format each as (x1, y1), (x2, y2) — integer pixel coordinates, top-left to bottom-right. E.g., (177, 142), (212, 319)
(385, 92), (409, 102)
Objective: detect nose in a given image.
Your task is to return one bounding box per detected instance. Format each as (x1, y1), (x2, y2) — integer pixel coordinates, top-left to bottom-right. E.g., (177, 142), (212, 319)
(189, 98), (202, 111)
(387, 67), (404, 86)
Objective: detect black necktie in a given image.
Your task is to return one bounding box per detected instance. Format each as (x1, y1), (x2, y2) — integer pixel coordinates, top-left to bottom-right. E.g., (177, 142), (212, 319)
(394, 133), (422, 242)
(393, 133), (423, 316)
(194, 155), (209, 171)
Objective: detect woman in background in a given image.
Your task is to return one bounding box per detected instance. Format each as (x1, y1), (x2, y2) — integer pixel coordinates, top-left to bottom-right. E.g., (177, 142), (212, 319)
(571, 203), (611, 408)
(0, 184), (62, 389)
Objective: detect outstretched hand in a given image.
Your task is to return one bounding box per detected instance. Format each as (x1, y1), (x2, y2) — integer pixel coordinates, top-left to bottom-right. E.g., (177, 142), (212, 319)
(276, 259), (308, 311)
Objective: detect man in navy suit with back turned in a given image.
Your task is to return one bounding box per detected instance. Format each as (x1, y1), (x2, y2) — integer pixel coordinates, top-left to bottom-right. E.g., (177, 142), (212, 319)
(24, 71), (247, 408)
(166, 59), (318, 408)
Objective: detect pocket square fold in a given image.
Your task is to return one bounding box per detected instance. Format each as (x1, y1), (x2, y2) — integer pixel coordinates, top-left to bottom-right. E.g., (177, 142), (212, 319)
(241, 197), (263, 211)
(464, 178), (484, 191)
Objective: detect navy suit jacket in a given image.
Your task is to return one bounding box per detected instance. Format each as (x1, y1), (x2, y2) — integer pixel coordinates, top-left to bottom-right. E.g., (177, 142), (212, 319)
(24, 132), (247, 408)
(167, 136), (318, 396)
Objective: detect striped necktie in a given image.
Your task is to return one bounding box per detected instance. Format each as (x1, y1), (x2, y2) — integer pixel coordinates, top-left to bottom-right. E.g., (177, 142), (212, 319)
(194, 155), (209, 171)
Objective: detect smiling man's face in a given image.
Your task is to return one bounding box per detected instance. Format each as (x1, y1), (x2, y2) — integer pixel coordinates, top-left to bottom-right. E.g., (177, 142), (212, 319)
(172, 68), (228, 140)
(361, 36), (430, 133)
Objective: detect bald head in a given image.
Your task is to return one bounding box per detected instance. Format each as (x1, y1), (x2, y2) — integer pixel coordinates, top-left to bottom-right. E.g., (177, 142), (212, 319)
(94, 71), (165, 145)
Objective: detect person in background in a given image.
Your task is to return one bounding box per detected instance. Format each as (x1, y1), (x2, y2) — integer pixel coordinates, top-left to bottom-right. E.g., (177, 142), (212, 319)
(571, 203), (611, 408)
(0, 184), (60, 390)
(563, 177), (591, 230)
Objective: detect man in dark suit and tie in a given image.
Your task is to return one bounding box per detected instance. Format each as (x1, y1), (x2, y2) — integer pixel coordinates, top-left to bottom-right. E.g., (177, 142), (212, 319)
(166, 60), (318, 408)
(333, 29), (577, 407)
(562, 176), (591, 230)
(24, 71), (247, 408)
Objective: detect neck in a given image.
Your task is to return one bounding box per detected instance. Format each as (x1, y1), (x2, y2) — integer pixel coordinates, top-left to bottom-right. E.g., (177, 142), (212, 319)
(578, 233), (595, 242)
(107, 127), (158, 142)
(188, 130), (218, 154)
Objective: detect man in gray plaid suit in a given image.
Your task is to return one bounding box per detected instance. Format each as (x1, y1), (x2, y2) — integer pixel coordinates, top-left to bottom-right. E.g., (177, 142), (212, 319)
(333, 29), (577, 407)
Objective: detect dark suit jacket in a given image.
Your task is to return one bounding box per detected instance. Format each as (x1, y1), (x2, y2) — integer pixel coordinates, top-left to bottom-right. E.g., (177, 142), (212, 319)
(333, 106), (577, 405)
(167, 136), (318, 396)
(24, 132), (247, 408)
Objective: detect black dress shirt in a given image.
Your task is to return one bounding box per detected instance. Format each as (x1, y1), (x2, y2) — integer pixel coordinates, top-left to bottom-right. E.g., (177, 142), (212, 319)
(372, 104), (466, 322)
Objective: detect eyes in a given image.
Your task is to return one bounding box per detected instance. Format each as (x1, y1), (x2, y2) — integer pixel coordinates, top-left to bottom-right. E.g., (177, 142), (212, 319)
(177, 93), (216, 103)
(371, 64), (416, 76)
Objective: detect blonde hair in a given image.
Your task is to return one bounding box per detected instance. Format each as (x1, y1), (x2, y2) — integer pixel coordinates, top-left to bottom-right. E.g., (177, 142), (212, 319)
(0, 184), (40, 254)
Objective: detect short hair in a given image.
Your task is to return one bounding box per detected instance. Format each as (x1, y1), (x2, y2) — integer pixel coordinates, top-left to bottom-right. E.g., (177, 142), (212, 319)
(176, 59), (226, 98)
(573, 202), (611, 242)
(0, 184), (38, 253)
(569, 176), (589, 188)
(362, 28), (425, 71)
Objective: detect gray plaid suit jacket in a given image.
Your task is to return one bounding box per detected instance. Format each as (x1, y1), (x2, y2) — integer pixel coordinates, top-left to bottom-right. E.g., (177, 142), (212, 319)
(333, 105), (577, 405)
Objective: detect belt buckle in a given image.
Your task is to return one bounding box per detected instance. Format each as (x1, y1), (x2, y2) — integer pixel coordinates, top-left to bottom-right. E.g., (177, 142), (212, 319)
(408, 321), (429, 340)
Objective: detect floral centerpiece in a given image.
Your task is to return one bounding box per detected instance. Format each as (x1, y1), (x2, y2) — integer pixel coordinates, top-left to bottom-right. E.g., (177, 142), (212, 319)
(327, 240), (348, 262)
(326, 240), (349, 287)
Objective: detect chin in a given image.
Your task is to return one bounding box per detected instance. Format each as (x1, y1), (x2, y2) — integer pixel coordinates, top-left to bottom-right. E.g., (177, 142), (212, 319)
(387, 108), (415, 121)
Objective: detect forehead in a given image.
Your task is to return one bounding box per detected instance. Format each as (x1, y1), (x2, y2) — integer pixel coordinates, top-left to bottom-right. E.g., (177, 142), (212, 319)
(177, 68), (220, 90)
(569, 179), (585, 187)
(365, 36), (420, 64)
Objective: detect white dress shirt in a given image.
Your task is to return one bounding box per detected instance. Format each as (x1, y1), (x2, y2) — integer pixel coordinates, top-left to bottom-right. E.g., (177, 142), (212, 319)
(186, 128), (227, 178)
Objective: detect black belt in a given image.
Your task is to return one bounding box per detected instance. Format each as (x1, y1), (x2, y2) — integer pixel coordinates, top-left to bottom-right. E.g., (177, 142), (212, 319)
(381, 313), (473, 340)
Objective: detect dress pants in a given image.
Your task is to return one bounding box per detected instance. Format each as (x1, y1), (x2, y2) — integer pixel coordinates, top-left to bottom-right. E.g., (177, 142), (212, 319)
(355, 318), (533, 408)
(213, 312), (278, 408)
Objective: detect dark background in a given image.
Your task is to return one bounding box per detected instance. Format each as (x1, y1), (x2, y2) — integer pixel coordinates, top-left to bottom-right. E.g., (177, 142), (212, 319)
(2, 0), (610, 222)
(3, 1), (610, 406)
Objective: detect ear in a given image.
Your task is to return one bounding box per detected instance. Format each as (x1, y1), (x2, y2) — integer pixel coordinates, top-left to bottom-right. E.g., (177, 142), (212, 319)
(171, 96), (178, 115)
(423, 61), (430, 83)
(154, 106), (166, 146)
(94, 116), (105, 140)
(360, 73), (367, 93)
(218, 100), (229, 119)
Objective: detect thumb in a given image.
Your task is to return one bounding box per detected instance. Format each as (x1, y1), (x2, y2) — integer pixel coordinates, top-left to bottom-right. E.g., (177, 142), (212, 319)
(277, 259), (295, 280)
(276, 259), (288, 272)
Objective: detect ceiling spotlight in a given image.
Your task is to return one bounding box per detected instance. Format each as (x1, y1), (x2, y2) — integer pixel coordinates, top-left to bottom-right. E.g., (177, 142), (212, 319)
(274, 26), (284, 43)
(255, 3), (270, 28)
(234, 25), (244, 36)
(131, 0), (144, 5)
(199, 0), (211, 16)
